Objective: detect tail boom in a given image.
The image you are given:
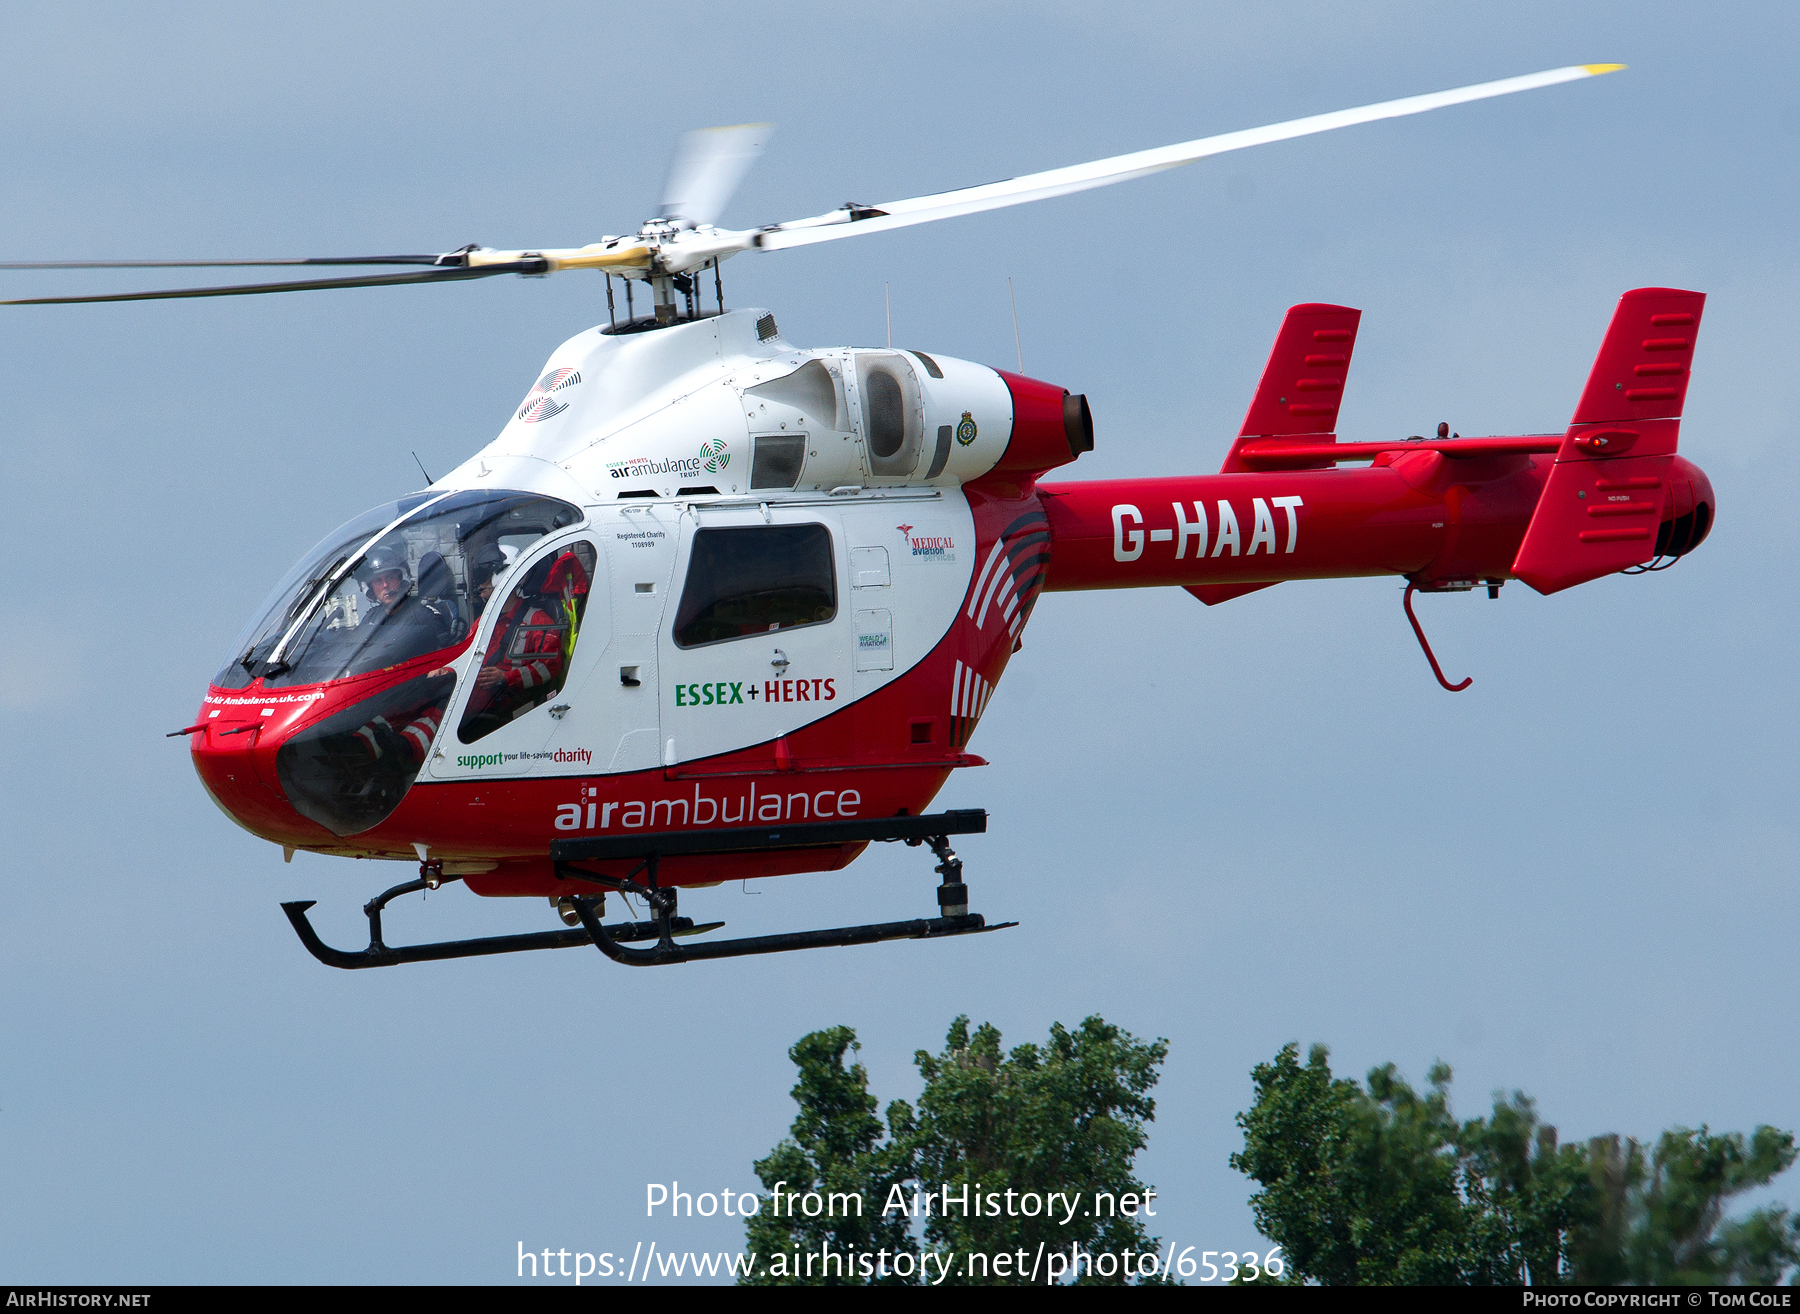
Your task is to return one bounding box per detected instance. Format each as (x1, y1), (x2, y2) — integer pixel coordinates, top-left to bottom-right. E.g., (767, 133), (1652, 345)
(1041, 287), (1714, 599)
(1038, 456), (1548, 592)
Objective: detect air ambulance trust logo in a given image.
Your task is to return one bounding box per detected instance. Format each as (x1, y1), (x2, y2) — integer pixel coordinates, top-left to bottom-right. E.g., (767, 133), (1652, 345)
(517, 367), (582, 423)
(700, 439), (730, 474)
(956, 411), (977, 446)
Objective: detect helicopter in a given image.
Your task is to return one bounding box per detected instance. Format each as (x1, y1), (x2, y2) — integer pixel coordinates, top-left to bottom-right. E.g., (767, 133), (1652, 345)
(5, 62), (1713, 970)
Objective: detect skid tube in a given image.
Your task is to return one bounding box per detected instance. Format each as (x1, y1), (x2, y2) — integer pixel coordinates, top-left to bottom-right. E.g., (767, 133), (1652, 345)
(280, 809), (1013, 969)
(281, 870), (721, 969)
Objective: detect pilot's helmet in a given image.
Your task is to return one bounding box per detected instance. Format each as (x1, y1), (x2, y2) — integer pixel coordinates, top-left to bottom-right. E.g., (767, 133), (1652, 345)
(469, 552), (507, 589)
(354, 543), (412, 594)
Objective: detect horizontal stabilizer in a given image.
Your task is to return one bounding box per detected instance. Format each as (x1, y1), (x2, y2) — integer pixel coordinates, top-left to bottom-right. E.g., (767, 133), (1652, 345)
(1513, 288), (1705, 594)
(1233, 434), (1559, 469)
(1221, 303), (1362, 472)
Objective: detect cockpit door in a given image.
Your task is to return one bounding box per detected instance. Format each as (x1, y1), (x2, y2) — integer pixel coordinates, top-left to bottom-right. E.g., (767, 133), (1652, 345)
(550, 505), (681, 775)
(428, 530), (601, 781)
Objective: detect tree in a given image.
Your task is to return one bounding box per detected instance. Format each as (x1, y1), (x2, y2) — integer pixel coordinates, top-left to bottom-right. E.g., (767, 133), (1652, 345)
(741, 1026), (919, 1286)
(741, 1016), (1169, 1286)
(1575, 1126), (1800, 1284)
(910, 1015), (1169, 1284)
(1232, 1043), (1800, 1286)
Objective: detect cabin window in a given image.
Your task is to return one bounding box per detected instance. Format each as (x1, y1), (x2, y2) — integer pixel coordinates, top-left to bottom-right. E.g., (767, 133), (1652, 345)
(672, 525), (837, 648)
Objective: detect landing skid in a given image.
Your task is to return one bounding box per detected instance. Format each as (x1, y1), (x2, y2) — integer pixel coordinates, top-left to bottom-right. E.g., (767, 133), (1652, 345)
(281, 872), (724, 969)
(280, 809), (1014, 969)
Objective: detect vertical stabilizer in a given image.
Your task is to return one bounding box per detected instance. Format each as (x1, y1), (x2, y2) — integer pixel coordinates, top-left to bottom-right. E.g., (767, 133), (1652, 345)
(1568, 287), (1705, 427)
(1512, 288), (1706, 594)
(1220, 303), (1362, 473)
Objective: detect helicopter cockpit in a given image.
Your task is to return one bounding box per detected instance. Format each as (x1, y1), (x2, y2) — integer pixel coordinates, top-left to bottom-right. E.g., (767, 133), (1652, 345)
(217, 489), (583, 691)
(204, 488), (584, 837)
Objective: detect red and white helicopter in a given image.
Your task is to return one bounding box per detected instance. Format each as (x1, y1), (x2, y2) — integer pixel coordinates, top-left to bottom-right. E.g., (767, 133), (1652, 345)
(8, 63), (1712, 969)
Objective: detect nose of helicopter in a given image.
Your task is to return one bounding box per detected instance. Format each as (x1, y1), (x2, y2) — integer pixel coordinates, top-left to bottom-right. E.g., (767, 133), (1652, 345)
(189, 666), (457, 846)
(189, 698), (327, 845)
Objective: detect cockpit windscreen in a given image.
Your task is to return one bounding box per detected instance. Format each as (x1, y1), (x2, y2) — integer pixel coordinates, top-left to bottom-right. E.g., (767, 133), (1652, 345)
(215, 489), (583, 689)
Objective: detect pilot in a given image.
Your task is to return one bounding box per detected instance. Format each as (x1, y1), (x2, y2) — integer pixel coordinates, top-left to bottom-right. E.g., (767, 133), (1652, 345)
(354, 544), (454, 659)
(337, 545), (457, 766)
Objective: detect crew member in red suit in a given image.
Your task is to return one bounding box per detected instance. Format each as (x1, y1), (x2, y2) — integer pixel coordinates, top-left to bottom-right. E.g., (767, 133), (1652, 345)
(464, 550), (590, 731)
(353, 704), (444, 768)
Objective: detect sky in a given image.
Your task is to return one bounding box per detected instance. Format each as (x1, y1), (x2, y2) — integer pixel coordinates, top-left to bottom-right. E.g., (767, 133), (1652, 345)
(2, 0), (1796, 1285)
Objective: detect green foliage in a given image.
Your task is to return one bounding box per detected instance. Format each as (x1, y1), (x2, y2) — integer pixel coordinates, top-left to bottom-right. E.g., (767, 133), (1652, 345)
(911, 1016), (1169, 1284)
(1575, 1126), (1800, 1284)
(1452, 1084), (1595, 1285)
(741, 1026), (919, 1286)
(1232, 1043), (1800, 1286)
(741, 1016), (1169, 1286)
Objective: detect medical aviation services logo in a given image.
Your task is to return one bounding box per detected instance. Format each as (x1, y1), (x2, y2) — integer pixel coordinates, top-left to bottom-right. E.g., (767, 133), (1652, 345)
(956, 411), (977, 446)
(700, 439), (730, 474)
(897, 522), (955, 563)
(517, 367), (582, 423)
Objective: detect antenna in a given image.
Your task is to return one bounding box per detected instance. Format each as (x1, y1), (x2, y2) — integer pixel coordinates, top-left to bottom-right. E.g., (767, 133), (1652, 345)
(1008, 277), (1023, 372)
(411, 451), (434, 485)
(885, 282), (892, 348)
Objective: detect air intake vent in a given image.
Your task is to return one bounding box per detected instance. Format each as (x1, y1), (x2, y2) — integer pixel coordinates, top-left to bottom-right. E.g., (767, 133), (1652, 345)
(751, 434), (806, 489)
(756, 313), (778, 341)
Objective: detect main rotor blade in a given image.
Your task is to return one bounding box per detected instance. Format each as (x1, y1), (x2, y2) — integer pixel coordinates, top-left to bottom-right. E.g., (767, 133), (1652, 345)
(660, 123), (772, 228)
(754, 64), (1624, 251)
(0, 261), (546, 305)
(0, 255), (448, 270)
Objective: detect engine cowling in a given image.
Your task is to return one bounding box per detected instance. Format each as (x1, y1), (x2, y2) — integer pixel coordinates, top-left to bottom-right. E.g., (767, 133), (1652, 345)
(992, 371), (1094, 477)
